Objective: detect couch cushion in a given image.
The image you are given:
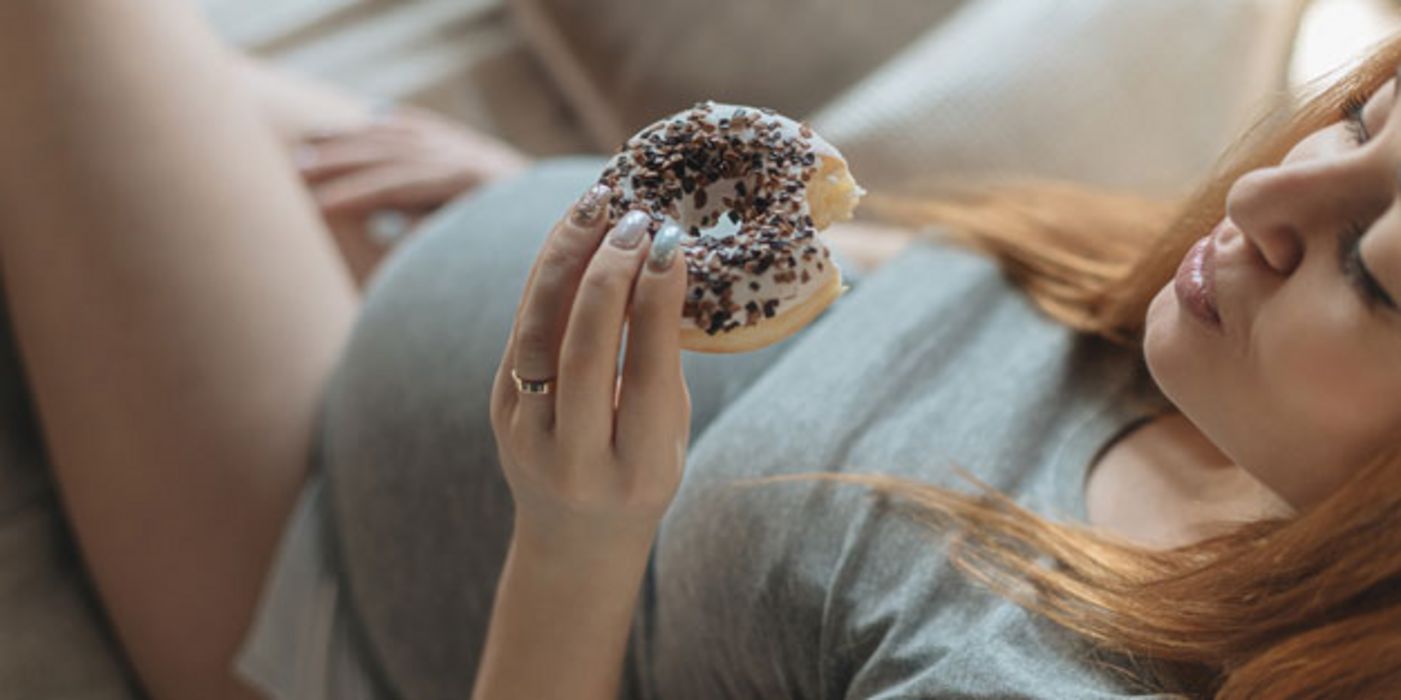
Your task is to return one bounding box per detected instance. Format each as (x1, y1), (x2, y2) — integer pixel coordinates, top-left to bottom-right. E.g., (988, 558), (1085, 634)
(511, 0), (1309, 199)
(809, 0), (1311, 198)
(508, 0), (967, 148)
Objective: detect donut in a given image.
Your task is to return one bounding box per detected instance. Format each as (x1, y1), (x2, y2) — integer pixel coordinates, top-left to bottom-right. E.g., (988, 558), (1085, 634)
(596, 101), (864, 353)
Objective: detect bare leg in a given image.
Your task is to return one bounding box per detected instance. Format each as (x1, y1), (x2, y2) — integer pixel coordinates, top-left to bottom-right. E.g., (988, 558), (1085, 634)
(0, 2), (357, 699)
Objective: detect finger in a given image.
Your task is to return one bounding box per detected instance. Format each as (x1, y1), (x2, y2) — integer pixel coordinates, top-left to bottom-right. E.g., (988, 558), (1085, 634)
(296, 141), (396, 182)
(299, 116), (406, 144)
(372, 104), (458, 134)
(500, 185), (616, 432)
(492, 216), (582, 434)
(614, 221), (688, 458)
(492, 251), (546, 430)
(313, 166), (472, 216)
(302, 111), (444, 146)
(554, 210), (655, 449)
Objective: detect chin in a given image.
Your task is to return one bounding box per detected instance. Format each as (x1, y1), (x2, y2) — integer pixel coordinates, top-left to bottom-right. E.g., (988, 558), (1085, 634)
(1142, 284), (1189, 407)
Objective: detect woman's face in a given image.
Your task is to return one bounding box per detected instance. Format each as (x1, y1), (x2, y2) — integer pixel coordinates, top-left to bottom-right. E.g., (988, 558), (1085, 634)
(1144, 67), (1401, 511)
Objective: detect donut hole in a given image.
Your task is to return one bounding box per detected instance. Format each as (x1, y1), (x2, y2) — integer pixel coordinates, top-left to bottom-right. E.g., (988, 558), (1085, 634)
(694, 214), (743, 241)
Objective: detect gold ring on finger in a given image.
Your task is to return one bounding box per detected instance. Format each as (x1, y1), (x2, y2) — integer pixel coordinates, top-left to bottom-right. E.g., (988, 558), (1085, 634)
(511, 368), (556, 395)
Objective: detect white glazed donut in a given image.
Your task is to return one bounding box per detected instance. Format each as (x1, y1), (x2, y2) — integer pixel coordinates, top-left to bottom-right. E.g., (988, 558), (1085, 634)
(596, 101), (864, 353)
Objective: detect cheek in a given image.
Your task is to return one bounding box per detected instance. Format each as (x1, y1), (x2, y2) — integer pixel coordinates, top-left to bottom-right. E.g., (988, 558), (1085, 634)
(1143, 269), (1401, 509)
(1252, 297), (1399, 444)
(1143, 283), (1395, 453)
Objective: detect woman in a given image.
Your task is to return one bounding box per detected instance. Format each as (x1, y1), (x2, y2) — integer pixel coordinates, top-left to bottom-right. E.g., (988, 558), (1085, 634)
(0, 2), (1398, 699)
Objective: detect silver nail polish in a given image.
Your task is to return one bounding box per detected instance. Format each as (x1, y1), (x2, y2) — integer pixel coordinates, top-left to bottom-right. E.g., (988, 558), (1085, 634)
(571, 184), (611, 227)
(609, 210), (650, 249)
(648, 222), (683, 272)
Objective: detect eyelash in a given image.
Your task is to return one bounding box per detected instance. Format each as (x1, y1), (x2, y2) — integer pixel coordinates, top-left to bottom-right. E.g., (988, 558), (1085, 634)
(1343, 94), (1371, 145)
(1336, 96), (1397, 311)
(1338, 223), (1396, 311)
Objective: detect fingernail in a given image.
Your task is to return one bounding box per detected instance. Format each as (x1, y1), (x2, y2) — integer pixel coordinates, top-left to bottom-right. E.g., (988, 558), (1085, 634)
(366, 209), (412, 248)
(608, 210), (650, 250)
(647, 222), (683, 272)
(571, 184), (612, 227)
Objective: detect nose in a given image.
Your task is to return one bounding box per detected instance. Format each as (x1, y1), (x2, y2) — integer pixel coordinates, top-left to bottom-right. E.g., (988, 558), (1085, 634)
(1224, 144), (1385, 277)
(1224, 165), (1313, 275)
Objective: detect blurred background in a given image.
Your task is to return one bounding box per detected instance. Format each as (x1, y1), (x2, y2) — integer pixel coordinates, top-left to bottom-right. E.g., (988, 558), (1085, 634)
(198, 0), (1401, 199)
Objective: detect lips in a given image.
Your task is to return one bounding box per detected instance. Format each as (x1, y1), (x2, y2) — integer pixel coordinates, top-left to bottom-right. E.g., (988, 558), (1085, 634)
(1173, 228), (1222, 330)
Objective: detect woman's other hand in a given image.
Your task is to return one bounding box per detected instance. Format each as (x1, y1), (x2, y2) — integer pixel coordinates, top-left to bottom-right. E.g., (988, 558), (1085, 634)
(290, 105), (530, 287)
(490, 186), (691, 551)
(296, 105), (530, 220)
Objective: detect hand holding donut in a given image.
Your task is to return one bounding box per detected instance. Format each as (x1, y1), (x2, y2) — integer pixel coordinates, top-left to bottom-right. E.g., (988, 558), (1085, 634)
(489, 185), (692, 549)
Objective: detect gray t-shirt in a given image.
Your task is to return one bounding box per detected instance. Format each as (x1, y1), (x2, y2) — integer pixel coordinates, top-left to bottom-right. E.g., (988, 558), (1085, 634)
(626, 238), (1175, 699)
(310, 159), (1179, 699)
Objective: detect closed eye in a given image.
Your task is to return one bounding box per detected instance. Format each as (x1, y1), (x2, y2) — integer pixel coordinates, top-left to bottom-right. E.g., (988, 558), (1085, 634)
(1337, 91), (1399, 312)
(1344, 95), (1372, 145)
(1339, 223), (1399, 311)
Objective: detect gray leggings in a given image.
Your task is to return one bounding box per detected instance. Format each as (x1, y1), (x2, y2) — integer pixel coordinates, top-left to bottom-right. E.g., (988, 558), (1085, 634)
(294, 158), (861, 700)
